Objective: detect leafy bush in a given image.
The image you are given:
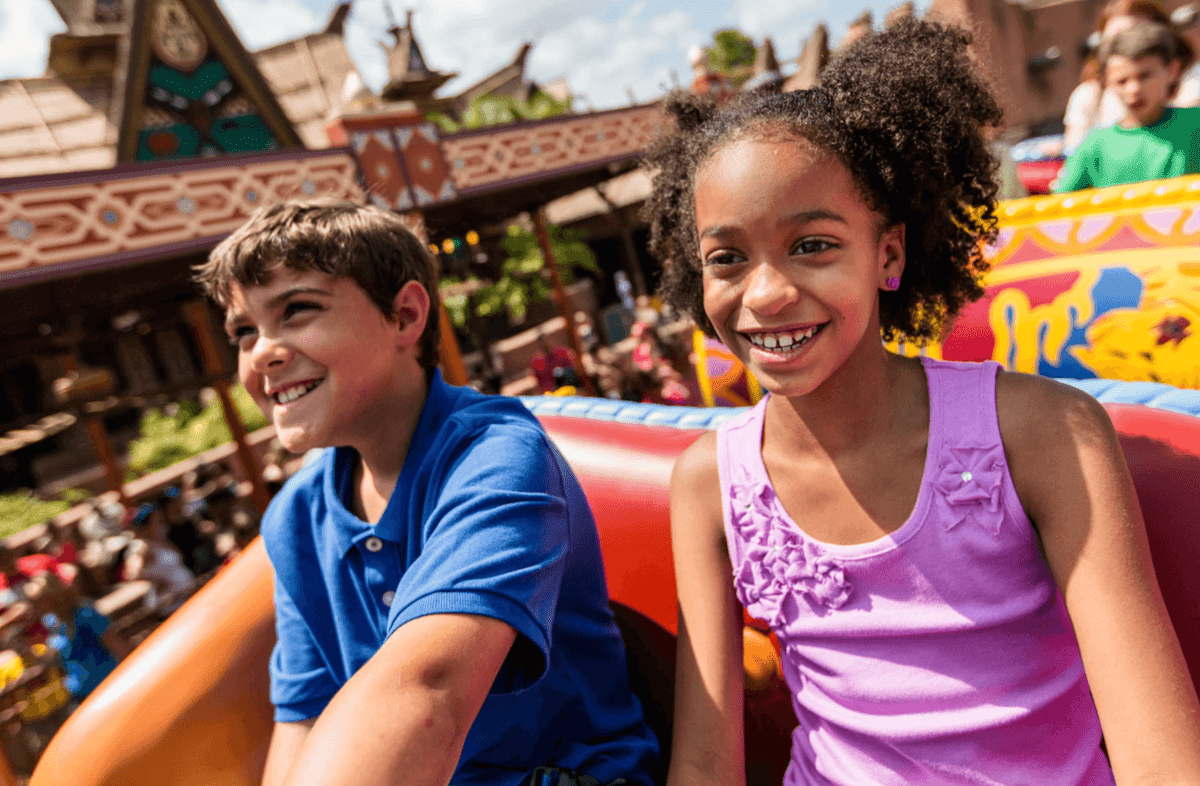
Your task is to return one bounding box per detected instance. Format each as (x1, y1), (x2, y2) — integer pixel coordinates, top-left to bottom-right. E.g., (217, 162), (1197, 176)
(441, 223), (598, 328)
(0, 489), (87, 539)
(427, 90), (572, 134)
(126, 385), (267, 478)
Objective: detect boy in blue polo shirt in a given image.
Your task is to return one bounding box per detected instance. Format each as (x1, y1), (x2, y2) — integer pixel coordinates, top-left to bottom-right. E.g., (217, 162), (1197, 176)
(195, 200), (658, 786)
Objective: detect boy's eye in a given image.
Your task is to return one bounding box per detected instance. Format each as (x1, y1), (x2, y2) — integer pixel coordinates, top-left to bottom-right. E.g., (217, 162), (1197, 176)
(228, 326), (256, 348)
(283, 301), (320, 319)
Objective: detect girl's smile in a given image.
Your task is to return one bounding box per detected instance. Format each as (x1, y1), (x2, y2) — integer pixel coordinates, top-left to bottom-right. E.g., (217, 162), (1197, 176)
(694, 133), (904, 398)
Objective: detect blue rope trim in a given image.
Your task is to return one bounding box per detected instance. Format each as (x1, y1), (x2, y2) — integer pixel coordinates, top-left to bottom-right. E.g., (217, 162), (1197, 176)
(521, 379), (1200, 430)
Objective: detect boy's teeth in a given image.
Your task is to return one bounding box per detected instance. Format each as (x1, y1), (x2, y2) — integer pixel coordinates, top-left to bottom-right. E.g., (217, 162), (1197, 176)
(274, 380), (321, 404)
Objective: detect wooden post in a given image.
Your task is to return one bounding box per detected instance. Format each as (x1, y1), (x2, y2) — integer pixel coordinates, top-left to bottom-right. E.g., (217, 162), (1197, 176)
(212, 378), (272, 514)
(532, 210), (596, 396)
(595, 185), (648, 298)
(84, 416), (127, 501)
(180, 301), (271, 515)
(54, 354), (127, 504)
(400, 210), (469, 387)
(437, 301), (469, 386)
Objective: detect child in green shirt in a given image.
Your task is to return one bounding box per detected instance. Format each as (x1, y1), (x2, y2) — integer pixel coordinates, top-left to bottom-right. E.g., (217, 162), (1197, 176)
(1056, 22), (1200, 192)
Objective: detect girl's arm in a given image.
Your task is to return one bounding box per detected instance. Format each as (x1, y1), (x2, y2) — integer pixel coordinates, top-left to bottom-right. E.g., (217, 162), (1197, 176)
(998, 374), (1200, 784)
(667, 433), (747, 786)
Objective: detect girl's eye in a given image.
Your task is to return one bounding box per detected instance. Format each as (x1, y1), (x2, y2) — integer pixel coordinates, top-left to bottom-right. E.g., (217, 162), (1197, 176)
(703, 251), (745, 268)
(792, 238), (836, 255)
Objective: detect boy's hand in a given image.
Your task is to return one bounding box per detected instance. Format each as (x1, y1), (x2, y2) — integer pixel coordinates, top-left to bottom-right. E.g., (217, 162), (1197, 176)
(269, 612), (517, 786)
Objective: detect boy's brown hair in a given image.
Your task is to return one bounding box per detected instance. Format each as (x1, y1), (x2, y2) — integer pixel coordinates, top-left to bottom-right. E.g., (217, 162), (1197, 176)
(1100, 21), (1186, 74)
(195, 199), (441, 371)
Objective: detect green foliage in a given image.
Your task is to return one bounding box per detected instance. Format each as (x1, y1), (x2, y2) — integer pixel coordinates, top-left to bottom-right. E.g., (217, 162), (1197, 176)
(126, 385), (268, 478)
(440, 224), (598, 328)
(708, 29), (757, 73)
(0, 489), (85, 538)
(426, 90), (573, 134)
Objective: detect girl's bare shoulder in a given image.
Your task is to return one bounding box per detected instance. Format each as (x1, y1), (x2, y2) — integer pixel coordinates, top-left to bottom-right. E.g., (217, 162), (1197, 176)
(995, 370), (1124, 516)
(995, 370), (1116, 452)
(671, 430), (720, 492)
(670, 431), (725, 537)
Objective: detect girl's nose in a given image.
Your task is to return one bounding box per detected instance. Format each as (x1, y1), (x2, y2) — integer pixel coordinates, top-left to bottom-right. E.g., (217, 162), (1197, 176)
(742, 260), (799, 316)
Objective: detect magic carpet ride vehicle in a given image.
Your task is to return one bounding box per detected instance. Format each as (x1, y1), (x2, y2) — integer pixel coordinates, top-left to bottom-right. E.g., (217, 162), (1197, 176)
(27, 176), (1200, 786)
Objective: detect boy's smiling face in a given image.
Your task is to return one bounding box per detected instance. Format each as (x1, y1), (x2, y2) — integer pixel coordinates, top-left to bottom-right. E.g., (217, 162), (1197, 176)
(224, 267), (421, 456)
(1107, 53), (1181, 127)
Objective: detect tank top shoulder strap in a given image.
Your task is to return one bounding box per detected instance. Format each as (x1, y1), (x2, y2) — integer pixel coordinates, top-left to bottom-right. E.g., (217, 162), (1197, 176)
(715, 397), (770, 562)
(920, 357), (1004, 450)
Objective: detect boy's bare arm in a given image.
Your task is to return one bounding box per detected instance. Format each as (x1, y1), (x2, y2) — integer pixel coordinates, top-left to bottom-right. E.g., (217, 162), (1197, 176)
(278, 612), (517, 786)
(262, 718), (315, 786)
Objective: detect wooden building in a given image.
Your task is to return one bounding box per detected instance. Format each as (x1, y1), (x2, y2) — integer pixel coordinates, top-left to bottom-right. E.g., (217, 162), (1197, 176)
(0, 0), (659, 498)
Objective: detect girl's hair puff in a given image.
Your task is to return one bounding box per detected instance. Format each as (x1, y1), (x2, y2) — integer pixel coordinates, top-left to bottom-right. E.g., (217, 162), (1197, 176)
(644, 19), (1003, 343)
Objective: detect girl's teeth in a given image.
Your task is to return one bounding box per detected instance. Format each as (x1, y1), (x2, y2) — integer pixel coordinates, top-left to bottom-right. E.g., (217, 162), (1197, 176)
(750, 325), (822, 351)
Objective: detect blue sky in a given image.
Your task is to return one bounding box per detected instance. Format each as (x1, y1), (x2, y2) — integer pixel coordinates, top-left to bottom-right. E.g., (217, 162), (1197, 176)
(0, 0), (930, 111)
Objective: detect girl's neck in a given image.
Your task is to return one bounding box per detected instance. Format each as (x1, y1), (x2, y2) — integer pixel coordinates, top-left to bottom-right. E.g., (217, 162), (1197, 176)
(769, 341), (919, 458)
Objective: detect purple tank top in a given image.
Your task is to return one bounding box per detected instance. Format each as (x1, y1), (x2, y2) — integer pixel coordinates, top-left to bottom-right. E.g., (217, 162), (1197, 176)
(716, 357), (1115, 785)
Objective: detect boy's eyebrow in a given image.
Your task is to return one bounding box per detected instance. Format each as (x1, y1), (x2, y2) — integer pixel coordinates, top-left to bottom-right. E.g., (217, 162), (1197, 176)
(222, 286), (332, 330)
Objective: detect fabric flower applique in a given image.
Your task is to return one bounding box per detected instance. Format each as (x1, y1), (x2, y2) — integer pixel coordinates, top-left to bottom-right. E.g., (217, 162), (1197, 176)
(729, 479), (852, 625)
(934, 444), (1006, 534)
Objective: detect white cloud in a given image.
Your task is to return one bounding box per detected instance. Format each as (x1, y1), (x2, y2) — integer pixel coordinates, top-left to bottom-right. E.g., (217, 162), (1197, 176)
(217, 0), (321, 51)
(0, 0), (65, 80)
(0, 0), (941, 115)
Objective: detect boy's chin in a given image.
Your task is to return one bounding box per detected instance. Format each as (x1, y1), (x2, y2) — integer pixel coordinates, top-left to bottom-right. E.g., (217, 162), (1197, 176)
(273, 425), (324, 456)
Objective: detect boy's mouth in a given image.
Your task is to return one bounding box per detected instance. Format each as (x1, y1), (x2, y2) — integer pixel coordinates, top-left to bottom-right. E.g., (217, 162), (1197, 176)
(742, 323), (827, 353)
(271, 378), (324, 405)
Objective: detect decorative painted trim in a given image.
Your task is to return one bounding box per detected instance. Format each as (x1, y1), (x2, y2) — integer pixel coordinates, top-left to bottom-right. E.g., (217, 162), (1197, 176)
(0, 149), (361, 288)
(997, 174), (1200, 225)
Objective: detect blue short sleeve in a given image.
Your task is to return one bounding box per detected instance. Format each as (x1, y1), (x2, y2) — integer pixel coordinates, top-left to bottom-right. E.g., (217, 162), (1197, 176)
(270, 575), (340, 722)
(386, 425), (569, 693)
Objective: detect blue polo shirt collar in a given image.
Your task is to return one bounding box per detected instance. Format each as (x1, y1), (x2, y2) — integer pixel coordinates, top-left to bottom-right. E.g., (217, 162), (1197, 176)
(323, 369), (464, 554)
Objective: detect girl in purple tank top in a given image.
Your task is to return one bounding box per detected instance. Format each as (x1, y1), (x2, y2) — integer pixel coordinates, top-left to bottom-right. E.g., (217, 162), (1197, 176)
(642, 19), (1200, 786)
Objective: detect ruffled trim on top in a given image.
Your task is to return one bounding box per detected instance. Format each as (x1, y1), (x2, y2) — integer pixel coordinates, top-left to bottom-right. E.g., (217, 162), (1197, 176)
(933, 444), (1006, 535)
(729, 472), (852, 626)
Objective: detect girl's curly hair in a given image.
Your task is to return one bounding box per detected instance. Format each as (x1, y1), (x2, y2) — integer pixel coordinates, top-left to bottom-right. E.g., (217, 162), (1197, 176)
(643, 19), (1003, 343)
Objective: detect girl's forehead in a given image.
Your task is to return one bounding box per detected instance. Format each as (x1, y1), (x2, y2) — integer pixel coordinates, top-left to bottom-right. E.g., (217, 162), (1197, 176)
(694, 136), (859, 218)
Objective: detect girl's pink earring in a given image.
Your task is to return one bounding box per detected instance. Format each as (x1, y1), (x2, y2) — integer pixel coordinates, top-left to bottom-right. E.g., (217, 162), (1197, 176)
(886, 276), (901, 291)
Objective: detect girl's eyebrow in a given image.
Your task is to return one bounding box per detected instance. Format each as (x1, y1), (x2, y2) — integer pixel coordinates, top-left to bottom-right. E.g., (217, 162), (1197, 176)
(700, 209), (849, 240)
(781, 209), (847, 227)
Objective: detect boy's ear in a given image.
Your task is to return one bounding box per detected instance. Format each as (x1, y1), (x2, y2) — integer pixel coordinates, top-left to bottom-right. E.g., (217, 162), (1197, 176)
(1168, 57), (1183, 83)
(390, 280), (430, 348)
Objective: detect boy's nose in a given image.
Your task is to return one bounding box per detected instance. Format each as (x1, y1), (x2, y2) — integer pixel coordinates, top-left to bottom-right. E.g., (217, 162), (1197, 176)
(248, 335), (291, 371)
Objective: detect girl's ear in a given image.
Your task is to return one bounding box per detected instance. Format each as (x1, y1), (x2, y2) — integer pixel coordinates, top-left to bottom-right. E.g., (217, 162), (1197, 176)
(390, 280), (431, 348)
(878, 222), (906, 287)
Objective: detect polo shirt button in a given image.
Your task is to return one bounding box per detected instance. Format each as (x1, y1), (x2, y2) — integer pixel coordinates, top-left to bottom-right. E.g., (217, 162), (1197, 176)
(365, 536), (383, 552)
(382, 590), (395, 607)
